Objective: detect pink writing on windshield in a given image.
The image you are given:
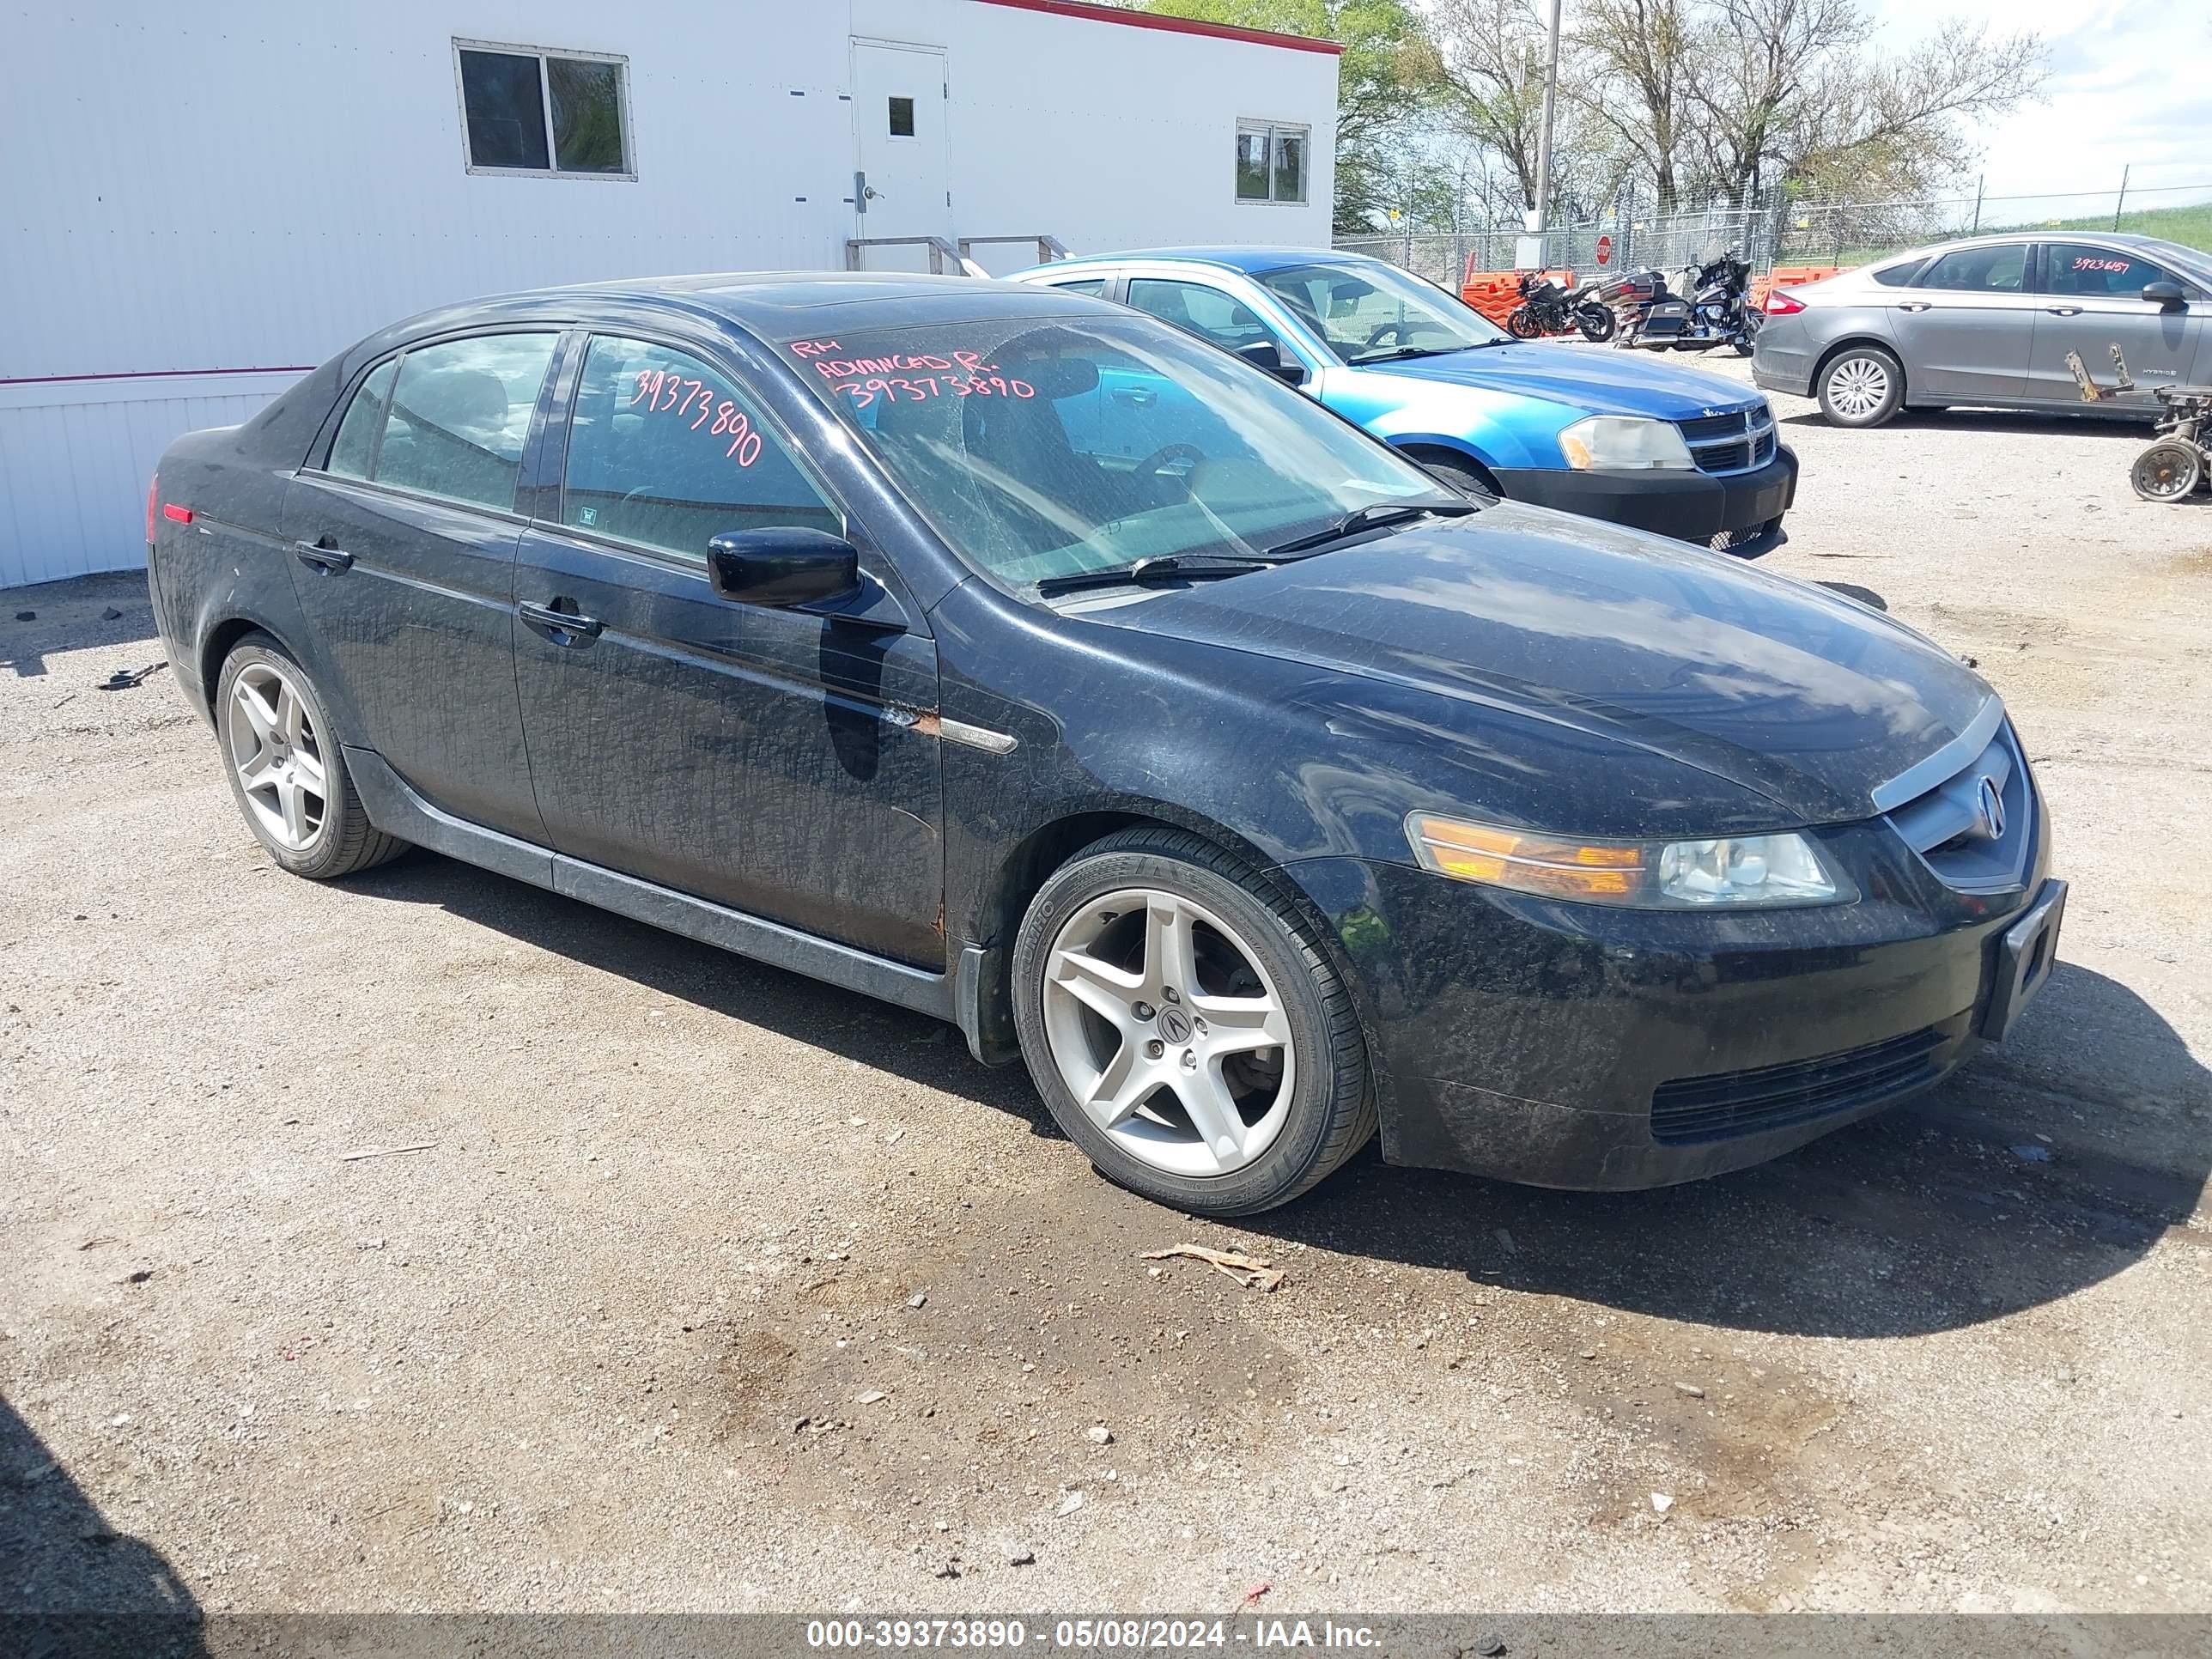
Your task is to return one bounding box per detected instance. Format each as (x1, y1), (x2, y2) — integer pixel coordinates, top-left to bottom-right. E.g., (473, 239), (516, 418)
(833, 374), (1036, 407)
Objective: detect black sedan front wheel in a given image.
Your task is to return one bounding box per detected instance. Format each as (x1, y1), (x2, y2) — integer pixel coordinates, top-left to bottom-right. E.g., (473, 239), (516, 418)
(1012, 827), (1376, 1216)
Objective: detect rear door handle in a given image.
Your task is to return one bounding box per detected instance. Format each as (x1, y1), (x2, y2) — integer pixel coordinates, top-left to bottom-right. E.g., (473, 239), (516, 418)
(293, 540), (353, 572)
(1895, 301), (1931, 313)
(519, 599), (603, 641)
(2045, 305), (2082, 316)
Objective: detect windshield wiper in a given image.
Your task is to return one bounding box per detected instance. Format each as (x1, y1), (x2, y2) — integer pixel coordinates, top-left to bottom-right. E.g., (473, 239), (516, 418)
(1033, 553), (1277, 597)
(1261, 498), (1480, 559)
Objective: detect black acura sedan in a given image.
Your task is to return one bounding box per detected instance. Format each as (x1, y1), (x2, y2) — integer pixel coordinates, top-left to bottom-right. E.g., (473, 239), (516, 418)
(147, 274), (2065, 1215)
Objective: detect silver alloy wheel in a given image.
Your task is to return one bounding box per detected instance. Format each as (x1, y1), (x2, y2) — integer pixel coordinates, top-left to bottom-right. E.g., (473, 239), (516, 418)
(1041, 888), (1296, 1178)
(1827, 356), (1892, 420)
(225, 660), (329, 852)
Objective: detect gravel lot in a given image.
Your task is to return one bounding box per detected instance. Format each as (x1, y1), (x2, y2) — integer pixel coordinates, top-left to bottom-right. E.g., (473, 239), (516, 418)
(3, 356), (2209, 1622)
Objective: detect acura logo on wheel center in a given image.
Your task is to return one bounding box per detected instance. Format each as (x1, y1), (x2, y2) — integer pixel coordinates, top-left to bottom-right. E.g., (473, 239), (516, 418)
(1975, 775), (2006, 841)
(1157, 1004), (1193, 1044)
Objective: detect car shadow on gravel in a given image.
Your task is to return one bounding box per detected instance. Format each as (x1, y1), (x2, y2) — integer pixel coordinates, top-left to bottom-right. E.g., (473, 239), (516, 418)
(0, 1397), (204, 1656)
(341, 852), (1060, 1130)
(1244, 960), (2210, 1340)
(0, 574), (161, 682)
(350, 850), (2209, 1342)
(1778, 407), (2152, 438)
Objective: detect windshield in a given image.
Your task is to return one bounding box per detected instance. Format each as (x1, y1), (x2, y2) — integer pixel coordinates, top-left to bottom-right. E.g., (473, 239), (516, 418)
(782, 314), (1452, 589)
(1255, 261), (1508, 364)
(2139, 238), (2212, 289)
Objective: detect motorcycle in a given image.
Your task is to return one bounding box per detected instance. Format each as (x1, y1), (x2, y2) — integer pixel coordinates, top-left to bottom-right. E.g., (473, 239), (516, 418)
(1626, 250), (1761, 356)
(1504, 272), (1618, 343)
(1598, 268), (1667, 347)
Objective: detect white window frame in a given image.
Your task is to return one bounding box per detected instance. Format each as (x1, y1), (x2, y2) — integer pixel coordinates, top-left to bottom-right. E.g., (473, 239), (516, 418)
(1236, 118), (1309, 206)
(453, 39), (637, 181)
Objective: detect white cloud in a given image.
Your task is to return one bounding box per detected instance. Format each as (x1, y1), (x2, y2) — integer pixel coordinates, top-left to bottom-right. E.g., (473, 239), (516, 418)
(1870, 0), (2210, 210)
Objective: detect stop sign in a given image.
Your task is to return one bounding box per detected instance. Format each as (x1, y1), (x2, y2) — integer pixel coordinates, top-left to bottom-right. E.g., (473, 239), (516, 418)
(1595, 234), (1613, 266)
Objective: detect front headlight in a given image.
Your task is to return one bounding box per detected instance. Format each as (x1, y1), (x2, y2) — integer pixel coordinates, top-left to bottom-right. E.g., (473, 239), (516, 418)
(1557, 415), (1694, 471)
(1405, 813), (1854, 908)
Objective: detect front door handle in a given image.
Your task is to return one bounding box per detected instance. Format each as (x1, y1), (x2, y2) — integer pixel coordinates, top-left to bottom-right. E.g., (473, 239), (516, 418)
(1111, 386), (1158, 406)
(2045, 305), (2082, 316)
(294, 539), (353, 573)
(519, 599), (604, 641)
(1895, 301), (1931, 313)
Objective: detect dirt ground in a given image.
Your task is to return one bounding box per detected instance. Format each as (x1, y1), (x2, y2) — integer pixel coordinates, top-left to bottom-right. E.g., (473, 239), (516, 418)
(3, 356), (2209, 1621)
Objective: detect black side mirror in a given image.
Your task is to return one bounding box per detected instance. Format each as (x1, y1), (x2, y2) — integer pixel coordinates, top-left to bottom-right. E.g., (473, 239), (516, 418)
(2142, 280), (2187, 311)
(707, 527), (860, 608)
(1236, 338), (1304, 386)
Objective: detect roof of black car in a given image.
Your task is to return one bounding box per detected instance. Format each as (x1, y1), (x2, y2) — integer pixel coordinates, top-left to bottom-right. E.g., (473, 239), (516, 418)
(519, 270), (1099, 329)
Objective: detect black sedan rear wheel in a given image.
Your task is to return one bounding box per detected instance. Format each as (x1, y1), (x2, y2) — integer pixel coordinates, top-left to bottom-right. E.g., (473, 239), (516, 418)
(216, 634), (406, 879)
(1012, 827), (1376, 1216)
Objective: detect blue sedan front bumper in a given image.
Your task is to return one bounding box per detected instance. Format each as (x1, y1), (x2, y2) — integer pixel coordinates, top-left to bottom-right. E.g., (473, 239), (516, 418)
(1490, 447), (1798, 546)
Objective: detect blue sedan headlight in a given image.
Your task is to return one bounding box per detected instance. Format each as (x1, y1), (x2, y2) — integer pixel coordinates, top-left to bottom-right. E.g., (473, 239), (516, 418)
(1557, 415), (1695, 471)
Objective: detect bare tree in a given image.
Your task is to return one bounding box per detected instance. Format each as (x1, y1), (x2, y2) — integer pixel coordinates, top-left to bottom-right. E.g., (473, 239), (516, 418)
(1571, 0), (1697, 210)
(1689, 0), (2045, 202)
(1431, 0), (1553, 213)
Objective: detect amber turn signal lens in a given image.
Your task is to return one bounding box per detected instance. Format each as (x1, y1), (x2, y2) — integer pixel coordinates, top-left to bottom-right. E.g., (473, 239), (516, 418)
(1407, 814), (1644, 900)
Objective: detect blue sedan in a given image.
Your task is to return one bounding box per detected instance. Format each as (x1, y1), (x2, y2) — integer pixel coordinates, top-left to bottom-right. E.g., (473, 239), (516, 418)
(1014, 247), (1797, 551)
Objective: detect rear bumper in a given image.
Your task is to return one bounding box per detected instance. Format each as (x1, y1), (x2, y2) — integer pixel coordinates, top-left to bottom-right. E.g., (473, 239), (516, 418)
(1750, 318), (1820, 396)
(1282, 837), (2058, 1191)
(1492, 447), (1797, 544)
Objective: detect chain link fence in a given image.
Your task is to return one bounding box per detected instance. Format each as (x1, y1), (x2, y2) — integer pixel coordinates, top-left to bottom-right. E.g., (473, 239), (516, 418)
(1338, 182), (2212, 286)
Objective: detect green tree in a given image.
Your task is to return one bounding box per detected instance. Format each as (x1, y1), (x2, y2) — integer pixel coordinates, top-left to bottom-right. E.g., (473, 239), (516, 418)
(1141, 1), (1446, 232)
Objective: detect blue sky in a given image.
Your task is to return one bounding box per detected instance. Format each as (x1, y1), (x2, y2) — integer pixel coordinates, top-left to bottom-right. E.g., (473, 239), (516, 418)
(1870, 0), (2209, 209)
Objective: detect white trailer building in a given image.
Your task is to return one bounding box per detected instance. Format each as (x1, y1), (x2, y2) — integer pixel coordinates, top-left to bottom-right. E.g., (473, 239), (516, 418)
(0, 0), (1338, 588)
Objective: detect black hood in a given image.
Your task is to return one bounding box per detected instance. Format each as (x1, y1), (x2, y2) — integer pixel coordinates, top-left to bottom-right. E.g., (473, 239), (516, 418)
(1075, 503), (1992, 825)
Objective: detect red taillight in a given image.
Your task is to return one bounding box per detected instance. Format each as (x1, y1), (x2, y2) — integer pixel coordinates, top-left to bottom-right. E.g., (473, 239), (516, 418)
(162, 503), (193, 525)
(146, 473), (159, 543)
(1765, 289), (1808, 316)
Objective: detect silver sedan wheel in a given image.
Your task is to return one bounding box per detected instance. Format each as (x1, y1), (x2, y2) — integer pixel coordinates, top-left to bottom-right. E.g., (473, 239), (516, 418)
(1040, 888), (1296, 1178)
(225, 661), (329, 852)
(1827, 356), (1892, 420)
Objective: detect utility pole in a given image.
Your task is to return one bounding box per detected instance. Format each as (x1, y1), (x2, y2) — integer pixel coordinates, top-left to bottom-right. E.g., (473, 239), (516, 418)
(2113, 164), (2130, 231)
(1529, 0), (1564, 258)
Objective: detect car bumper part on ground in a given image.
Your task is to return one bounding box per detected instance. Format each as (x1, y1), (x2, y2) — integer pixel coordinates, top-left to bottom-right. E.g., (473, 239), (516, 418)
(1286, 839), (2060, 1191)
(1492, 447), (1799, 544)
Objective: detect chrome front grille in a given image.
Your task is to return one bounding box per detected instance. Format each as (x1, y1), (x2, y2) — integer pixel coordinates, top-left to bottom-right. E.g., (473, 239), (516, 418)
(1678, 404), (1777, 476)
(1880, 703), (2035, 895)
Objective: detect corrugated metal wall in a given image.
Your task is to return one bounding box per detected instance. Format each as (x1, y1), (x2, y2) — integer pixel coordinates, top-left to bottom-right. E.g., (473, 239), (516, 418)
(3, 0), (1337, 588)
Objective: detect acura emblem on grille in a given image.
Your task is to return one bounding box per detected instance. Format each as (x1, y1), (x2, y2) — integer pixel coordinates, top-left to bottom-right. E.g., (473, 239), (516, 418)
(1973, 775), (2006, 841)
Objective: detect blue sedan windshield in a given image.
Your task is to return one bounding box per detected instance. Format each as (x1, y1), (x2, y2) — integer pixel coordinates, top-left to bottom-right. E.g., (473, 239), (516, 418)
(1256, 261), (1508, 364)
(783, 314), (1449, 588)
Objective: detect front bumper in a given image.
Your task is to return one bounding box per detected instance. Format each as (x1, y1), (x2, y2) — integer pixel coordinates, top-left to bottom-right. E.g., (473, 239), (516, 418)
(1285, 830), (2058, 1191)
(1492, 447), (1798, 544)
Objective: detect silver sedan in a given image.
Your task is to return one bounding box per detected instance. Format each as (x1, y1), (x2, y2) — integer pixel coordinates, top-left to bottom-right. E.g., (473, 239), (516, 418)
(1752, 232), (2212, 427)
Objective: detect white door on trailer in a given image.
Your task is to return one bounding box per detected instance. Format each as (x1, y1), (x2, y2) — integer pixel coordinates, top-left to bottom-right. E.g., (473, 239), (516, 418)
(852, 40), (951, 270)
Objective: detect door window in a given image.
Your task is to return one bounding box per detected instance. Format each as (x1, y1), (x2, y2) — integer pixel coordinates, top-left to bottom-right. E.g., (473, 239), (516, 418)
(1915, 245), (2027, 293)
(327, 359), (398, 481)
(368, 334), (559, 512)
(1125, 279), (1285, 358)
(561, 337), (841, 560)
(2043, 243), (2173, 299)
